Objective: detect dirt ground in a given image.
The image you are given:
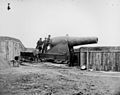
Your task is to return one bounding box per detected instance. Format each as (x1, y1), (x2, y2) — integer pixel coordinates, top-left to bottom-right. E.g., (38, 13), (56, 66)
(0, 62), (120, 95)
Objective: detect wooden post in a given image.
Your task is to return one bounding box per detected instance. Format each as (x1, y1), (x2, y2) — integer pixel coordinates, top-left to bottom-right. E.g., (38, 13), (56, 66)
(80, 52), (82, 67)
(78, 51), (81, 66)
(86, 51), (89, 70)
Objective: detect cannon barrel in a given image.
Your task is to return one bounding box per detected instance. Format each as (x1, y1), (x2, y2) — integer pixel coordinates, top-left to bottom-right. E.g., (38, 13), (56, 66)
(68, 37), (98, 46)
(50, 36), (98, 46)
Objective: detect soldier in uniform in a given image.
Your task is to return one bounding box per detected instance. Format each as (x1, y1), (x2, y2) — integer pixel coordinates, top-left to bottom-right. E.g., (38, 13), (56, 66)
(42, 35), (51, 53)
(42, 37), (47, 53)
(68, 43), (74, 66)
(36, 38), (43, 53)
(47, 35), (51, 42)
(46, 35), (51, 49)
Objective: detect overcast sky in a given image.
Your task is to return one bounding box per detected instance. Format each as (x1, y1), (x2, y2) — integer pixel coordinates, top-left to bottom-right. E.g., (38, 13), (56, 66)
(0, 0), (120, 48)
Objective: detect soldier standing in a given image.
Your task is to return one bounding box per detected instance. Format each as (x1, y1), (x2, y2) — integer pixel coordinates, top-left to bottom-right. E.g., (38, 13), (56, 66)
(68, 43), (74, 66)
(42, 35), (51, 53)
(46, 35), (51, 49)
(42, 37), (47, 53)
(36, 38), (43, 53)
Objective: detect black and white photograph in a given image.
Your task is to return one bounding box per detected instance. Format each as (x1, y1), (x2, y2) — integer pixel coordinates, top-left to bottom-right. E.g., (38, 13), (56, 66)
(0, 0), (120, 95)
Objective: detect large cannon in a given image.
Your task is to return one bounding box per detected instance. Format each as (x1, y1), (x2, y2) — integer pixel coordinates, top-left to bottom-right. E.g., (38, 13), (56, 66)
(19, 36), (98, 64)
(44, 36), (98, 65)
(47, 36), (98, 55)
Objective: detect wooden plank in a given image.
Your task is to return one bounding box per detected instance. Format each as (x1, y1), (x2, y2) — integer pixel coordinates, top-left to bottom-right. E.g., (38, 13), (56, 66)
(106, 53), (109, 71)
(80, 52), (82, 67)
(115, 52), (120, 71)
(80, 52), (86, 66)
(106, 53), (110, 71)
(91, 52), (94, 69)
(96, 52), (101, 71)
(92, 52), (96, 70)
(88, 52), (91, 69)
(101, 52), (103, 71)
(115, 53), (118, 71)
(78, 51), (80, 66)
(86, 51), (89, 70)
(111, 52), (115, 71)
(102, 52), (107, 71)
(117, 53), (120, 71)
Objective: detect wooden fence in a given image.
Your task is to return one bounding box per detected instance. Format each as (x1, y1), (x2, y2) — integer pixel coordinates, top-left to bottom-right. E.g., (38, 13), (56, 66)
(75, 48), (120, 71)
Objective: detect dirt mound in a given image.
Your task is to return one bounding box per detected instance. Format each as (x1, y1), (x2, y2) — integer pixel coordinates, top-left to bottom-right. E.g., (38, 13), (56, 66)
(0, 55), (10, 69)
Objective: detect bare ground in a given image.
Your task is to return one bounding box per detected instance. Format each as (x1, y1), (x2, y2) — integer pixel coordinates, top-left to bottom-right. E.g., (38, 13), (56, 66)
(0, 62), (120, 95)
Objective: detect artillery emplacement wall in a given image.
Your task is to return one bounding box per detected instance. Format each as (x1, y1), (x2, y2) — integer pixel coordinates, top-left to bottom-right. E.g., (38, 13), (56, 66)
(75, 47), (120, 71)
(0, 36), (26, 61)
